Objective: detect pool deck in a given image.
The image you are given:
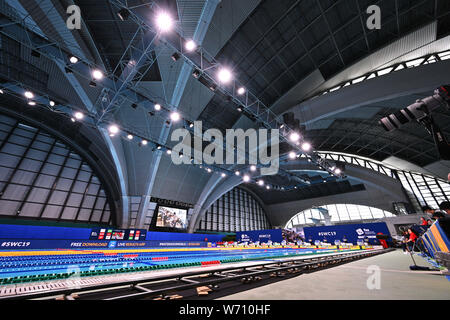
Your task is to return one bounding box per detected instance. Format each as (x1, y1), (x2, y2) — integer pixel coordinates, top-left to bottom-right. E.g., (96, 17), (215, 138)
(218, 249), (450, 300)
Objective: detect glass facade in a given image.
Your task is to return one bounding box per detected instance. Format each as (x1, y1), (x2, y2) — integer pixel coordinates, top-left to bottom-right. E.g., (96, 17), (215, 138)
(0, 114), (113, 224)
(318, 151), (450, 211)
(198, 187), (270, 232)
(285, 204), (395, 228)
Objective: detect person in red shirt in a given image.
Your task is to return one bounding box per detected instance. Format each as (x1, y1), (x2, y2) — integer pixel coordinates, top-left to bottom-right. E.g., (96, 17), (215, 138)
(420, 217), (429, 227)
(406, 228), (419, 252)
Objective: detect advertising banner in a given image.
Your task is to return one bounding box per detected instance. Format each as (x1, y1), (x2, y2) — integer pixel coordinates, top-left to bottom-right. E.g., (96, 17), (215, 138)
(303, 222), (391, 244)
(0, 239), (209, 250)
(235, 229), (283, 243)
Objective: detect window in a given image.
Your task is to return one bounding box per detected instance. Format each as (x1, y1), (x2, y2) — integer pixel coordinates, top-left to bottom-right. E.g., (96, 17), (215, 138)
(0, 114), (113, 224)
(198, 187), (269, 232)
(285, 204), (395, 228)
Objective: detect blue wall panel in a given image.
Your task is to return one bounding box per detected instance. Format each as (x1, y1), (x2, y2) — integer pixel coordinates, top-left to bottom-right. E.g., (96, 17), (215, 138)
(235, 229), (283, 243)
(303, 222), (391, 244)
(0, 224), (92, 240)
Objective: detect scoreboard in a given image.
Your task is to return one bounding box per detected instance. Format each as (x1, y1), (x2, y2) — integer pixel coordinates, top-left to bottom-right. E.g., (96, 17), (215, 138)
(89, 228), (146, 241)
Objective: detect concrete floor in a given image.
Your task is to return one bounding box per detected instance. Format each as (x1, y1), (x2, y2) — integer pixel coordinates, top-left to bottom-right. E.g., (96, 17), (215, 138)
(219, 250), (450, 300)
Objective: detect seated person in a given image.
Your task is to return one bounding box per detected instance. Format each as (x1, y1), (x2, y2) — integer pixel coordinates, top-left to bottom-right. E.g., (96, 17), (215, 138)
(363, 236), (370, 245)
(420, 217), (429, 227)
(438, 201), (450, 215)
(342, 235), (348, 243)
(422, 205), (434, 216)
(428, 201), (450, 220)
(406, 228), (419, 252)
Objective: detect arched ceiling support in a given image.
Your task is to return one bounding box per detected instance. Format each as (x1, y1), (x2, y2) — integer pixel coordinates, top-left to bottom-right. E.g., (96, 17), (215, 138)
(187, 175), (243, 233)
(1, 1), (129, 225)
(135, 0), (219, 228)
(288, 59), (450, 126)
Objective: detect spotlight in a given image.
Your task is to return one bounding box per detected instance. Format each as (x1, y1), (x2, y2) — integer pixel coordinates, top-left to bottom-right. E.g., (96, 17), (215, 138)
(166, 149), (172, 155)
(154, 103), (161, 111)
(141, 139), (148, 146)
(170, 112), (180, 122)
(243, 175), (250, 182)
(24, 91), (34, 99)
(127, 134), (133, 140)
(301, 142), (311, 152)
(108, 125), (119, 134)
(0, 89), (3, 94)
(92, 69), (104, 80)
(280, 124), (285, 129)
(171, 52), (180, 62)
(289, 132), (300, 142)
(155, 12), (173, 32)
(89, 81), (97, 87)
(237, 107), (243, 112)
(28, 101), (36, 106)
(334, 168), (342, 175)
(209, 83), (217, 92)
(235, 171), (240, 176)
(74, 112), (84, 120)
(250, 165), (256, 172)
(266, 185), (271, 190)
(72, 118), (76, 123)
(189, 122), (194, 128)
(49, 100), (55, 107)
(157, 145), (162, 150)
(185, 40), (196, 52)
(289, 152), (296, 159)
(257, 180), (264, 186)
(217, 68), (232, 84)
(192, 69), (201, 78)
(69, 56), (79, 64)
(237, 87), (246, 95)
(117, 8), (130, 21)
(207, 168), (212, 173)
(221, 173), (227, 178)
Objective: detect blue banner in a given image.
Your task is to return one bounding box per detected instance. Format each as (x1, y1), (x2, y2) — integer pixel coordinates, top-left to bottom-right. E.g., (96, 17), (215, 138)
(146, 231), (223, 243)
(303, 222), (391, 245)
(235, 229), (283, 243)
(0, 239), (209, 250)
(0, 224), (92, 240)
(0, 224), (224, 245)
